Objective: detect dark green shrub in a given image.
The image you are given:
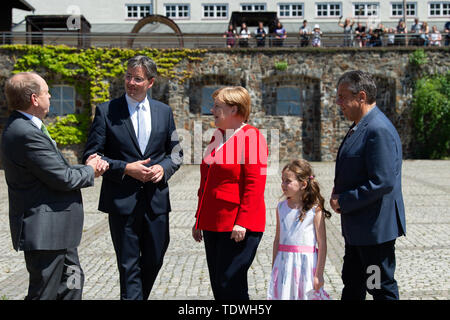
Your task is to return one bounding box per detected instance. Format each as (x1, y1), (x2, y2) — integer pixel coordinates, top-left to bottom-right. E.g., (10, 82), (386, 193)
(412, 72), (450, 159)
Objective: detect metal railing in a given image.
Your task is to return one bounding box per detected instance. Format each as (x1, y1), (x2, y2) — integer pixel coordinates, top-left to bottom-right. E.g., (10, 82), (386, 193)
(1, 31), (448, 49)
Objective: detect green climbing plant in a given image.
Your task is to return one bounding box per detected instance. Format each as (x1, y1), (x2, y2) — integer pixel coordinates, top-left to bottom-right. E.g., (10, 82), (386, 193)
(1, 44), (206, 145)
(409, 49), (428, 67)
(274, 60), (288, 71)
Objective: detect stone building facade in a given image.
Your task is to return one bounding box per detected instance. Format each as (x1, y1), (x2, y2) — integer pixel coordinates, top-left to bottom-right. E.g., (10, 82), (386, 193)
(160, 48), (449, 164)
(0, 48), (449, 166)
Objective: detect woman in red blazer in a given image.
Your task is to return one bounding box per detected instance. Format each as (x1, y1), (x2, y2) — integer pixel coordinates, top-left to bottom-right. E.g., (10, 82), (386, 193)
(192, 86), (268, 300)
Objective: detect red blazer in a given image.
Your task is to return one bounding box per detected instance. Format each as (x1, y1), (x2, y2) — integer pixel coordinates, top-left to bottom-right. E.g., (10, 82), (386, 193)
(195, 124), (268, 232)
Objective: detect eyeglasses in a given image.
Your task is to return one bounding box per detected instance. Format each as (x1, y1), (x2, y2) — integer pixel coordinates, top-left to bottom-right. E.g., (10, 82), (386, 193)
(125, 74), (148, 84)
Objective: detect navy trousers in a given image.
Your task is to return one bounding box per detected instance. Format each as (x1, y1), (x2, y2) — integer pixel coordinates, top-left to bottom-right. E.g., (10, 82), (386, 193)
(203, 230), (263, 300)
(341, 239), (399, 300)
(108, 201), (169, 300)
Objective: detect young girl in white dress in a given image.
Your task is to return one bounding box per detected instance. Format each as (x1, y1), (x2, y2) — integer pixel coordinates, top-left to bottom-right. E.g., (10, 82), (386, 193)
(267, 159), (332, 300)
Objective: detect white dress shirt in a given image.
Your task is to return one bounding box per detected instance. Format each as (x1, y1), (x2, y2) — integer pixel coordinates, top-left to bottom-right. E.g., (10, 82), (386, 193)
(125, 94), (152, 146)
(17, 110), (43, 130)
(17, 110), (57, 147)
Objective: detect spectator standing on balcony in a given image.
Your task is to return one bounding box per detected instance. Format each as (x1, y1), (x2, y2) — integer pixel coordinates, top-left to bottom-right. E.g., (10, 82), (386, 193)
(370, 23), (384, 47)
(223, 24), (237, 48)
(409, 18), (422, 46)
(238, 22), (251, 48)
(311, 24), (322, 47)
(338, 17), (355, 47)
(395, 19), (407, 46)
(355, 21), (367, 47)
(387, 28), (396, 46)
(254, 21), (267, 47)
(274, 21), (287, 47)
(366, 27), (374, 47)
(444, 21), (450, 46)
(429, 25), (442, 46)
(419, 21), (429, 46)
(299, 20), (311, 47)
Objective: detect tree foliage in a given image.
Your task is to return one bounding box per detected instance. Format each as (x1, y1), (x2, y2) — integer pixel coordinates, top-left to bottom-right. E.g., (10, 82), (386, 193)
(412, 72), (450, 159)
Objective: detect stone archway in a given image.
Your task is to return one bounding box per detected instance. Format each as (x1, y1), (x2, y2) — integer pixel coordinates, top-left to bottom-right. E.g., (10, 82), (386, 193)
(127, 14), (184, 48)
(261, 74), (322, 161)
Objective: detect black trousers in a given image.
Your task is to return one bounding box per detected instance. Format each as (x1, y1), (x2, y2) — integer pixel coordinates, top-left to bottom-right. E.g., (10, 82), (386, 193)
(24, 247), (84, 300)
(108, 202), (170, 300)
(341, 239), (399, 300)
(203, 230), (262, 300)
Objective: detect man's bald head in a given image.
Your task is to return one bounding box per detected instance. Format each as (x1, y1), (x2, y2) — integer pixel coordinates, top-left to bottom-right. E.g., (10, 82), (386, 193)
(5, 72), (44, 111)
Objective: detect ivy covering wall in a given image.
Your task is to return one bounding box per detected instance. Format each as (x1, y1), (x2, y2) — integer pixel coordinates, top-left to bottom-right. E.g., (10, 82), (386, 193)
(2, 45), (205, 145)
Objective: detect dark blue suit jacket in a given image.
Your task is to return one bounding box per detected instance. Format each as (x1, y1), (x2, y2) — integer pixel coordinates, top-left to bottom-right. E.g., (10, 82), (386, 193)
(83, 95), (183, 215)
(334, 106), (406, 245)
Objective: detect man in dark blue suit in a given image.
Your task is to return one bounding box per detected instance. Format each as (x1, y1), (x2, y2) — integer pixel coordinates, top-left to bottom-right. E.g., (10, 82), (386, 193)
(83, 56), (183, 300)
(330, 71), (406, 300)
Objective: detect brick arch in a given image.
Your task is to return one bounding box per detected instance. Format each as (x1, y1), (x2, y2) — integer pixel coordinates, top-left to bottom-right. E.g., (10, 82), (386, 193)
(127, 15), (184, 48)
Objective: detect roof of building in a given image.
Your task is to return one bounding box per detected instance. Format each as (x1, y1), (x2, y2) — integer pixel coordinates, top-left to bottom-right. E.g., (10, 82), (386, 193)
(11, 0), (34, 11)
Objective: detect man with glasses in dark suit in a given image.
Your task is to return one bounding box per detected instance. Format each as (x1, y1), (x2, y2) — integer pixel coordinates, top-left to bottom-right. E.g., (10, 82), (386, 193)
(83, 55), (183, 300)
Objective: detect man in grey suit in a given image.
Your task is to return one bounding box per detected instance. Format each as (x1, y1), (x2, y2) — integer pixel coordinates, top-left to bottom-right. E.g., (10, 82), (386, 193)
(1, 72), (109, 300)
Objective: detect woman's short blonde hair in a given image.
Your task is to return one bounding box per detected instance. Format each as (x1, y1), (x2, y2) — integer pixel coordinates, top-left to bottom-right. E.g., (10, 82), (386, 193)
(212, 86), (251, 122)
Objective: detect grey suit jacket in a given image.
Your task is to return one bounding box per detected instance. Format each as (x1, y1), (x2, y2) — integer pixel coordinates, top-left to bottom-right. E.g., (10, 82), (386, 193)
(1, 111), (95, 251)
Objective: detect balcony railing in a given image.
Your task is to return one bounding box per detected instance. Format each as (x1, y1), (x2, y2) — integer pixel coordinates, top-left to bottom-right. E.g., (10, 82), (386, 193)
(1, 31), (448, 49)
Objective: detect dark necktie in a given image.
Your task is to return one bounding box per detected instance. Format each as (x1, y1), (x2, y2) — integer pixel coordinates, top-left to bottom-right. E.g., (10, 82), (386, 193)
(347, 128), (355, 138)
(346, 123), (356, 139)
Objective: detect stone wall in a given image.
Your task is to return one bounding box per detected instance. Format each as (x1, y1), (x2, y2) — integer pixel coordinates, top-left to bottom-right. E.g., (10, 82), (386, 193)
(168, 48), (449, 163)
(0, 48), (449, 166)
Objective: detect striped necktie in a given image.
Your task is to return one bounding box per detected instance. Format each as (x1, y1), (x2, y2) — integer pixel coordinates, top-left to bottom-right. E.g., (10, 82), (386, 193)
(136, 103), (148, 154)
(41, 124), (52, 139)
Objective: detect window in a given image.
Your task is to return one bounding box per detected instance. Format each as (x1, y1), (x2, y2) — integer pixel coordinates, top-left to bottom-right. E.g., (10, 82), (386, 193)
(126, 4), (152, 19)
(429, 2), (450, 16)
(201, 86), (219, 115)
(49, 86), (75, 116)
(391, 2), (417, 16)
(203, 4), (228, 19)
(274, 87), (301, 116)
(278, 3), (303, 17)
(316, 3), (341, 17)
(241, 3), (266, 11)
(354, 3), (379, 17)
(165, 4), (190, 18)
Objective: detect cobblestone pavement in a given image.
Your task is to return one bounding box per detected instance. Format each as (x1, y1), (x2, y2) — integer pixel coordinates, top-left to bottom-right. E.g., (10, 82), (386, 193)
(0, 160), (449, 300)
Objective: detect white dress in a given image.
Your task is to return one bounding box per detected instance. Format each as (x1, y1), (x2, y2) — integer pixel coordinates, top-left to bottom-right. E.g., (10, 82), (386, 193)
(267, 200), (320, 300)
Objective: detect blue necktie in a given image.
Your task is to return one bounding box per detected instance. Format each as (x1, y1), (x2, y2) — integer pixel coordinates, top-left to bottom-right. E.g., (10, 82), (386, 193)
(136, 103), (148, 154)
